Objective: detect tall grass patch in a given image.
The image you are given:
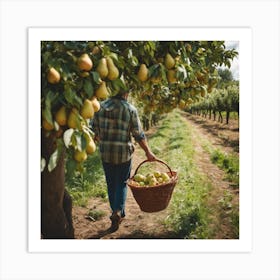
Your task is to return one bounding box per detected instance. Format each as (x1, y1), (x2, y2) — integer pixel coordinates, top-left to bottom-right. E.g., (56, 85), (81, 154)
(210, 149), (239, 187)
(65, 149), (107, 206)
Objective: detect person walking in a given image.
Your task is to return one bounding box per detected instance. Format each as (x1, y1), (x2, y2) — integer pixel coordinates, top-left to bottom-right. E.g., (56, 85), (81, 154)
(92, 89), (156, 231)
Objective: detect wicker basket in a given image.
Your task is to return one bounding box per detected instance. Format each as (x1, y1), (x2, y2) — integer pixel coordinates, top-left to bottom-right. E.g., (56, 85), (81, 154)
(127, 159), (178, 213)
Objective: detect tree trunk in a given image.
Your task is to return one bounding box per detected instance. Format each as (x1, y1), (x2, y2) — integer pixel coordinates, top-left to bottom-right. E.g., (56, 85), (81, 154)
(226, 111), (230, 124)
(41, 132), (74, 239)
(218, 111), (223, 123)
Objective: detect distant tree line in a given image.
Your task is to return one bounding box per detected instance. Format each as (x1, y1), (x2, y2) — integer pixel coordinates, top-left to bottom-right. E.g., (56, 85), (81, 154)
(188, 69), (239, 124)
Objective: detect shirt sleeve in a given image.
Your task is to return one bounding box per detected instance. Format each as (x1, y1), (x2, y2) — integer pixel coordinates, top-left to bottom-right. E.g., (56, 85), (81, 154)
(130, 109), (146, 142)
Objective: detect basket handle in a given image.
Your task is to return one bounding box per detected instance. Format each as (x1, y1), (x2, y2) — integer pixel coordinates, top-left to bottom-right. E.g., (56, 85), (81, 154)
(132, 159), (173, 177)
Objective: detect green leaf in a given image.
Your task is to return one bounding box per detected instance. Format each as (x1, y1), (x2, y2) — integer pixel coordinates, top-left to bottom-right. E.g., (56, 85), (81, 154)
(42, 108), (53, 125)
(42, 90), (54, 124)
(48, 140), (64, 172)
(48, 149), (59, 172)
(159, 64), (167, 81)
(64, 86), (76, 105)
(41, 157), (46, 172)
(92, 71), (101, 84)
(74, 95), (83, 107)
(63, 128), (74, 148)
(54, 121), (60, 131)
(131, 56), (138, 66)
(109, 52), (118, 61)
(66, 158), (77, 177)
(81, 134), (87, 150)
(148, 64), (160, 77)
(83, 79), (94, 98)
(111, 78), (126, 91)
(177, 65), (187, 80)
(75, 132), (82, 151)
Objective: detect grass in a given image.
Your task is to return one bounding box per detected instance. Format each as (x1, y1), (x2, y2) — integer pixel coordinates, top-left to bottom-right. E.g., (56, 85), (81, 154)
(210, 149), (239, 187)
(146, 110), (214, 238)
(65, 150), (107, 207)
(221, 111), (239, 120)
(86, 208), (106, 221)
(200, 135), (239, 188)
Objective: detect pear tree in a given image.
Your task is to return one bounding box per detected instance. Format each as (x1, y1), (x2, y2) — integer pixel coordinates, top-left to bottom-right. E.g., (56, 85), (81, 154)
(41, 41), (237, 238)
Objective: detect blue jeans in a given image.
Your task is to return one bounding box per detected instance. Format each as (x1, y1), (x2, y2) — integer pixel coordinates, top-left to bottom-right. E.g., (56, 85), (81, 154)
(102, 160), (131, 218)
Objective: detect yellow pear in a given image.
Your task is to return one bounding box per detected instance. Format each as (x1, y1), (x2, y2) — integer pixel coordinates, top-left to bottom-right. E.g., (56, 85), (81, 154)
(95, 81), (109, 99)
(200, 86), (207, 97)
(67, 108), (80, 129)
(96, 58), (108, 79)
(55, 106), (67, 126)
(77, 53), (93, 71)
(167, 69), (177, 83)
(42, 118), (54, 131)
(150, 76), (161, 84)
(92, 46), (100, 55)
(178, 99), (186, 109)
(83, 129), (95, 150)
(86, 138), (96, 154)
(81, 99), (94, 119)
(79, 71), (90, 78)
(106, 57), (119, 80)
(47, 67), (60, 84)
(74, 150), (87, 162)
(91, 97), (101, 112)
(137, 64), (149, 82)
(164, 53), (175, 69)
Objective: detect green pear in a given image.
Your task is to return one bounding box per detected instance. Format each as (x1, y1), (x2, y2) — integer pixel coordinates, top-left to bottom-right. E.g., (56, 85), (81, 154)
(91, 97), (101, 112)
(47, 67), (60, 84)
(67, 108), (80, 129)
(77, 54), (93, 71)
(134, 174), (146, 182)
(55, 106), (67, 126)
(80, 99), (94, 119)
(153, 171), (161, 178)
(95, 81), (109, 100)
(84, 131), (96, 154)
(106, 57), (119, 80)
(167, 69), (177, 83)
(42, 118), (54, 131)
(74, 150), (87, 162)
(86, 139), (96, 154)
(178, 99), (186, 109)
(161, 172), (170, 182)
(164, 53), (175, 69)
(200, 86), (207, 97)
(96, 58), (108, 79)
(137, 64), (149, 82)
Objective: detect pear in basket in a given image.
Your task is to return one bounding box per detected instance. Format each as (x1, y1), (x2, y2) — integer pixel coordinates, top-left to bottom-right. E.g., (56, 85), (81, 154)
(153, 171), (161, 178)
(161, 172), (170, 182)
(134, 174), (146, 183)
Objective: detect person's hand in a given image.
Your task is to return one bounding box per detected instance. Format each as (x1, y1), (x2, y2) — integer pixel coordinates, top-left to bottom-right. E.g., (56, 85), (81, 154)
(146, 150), (157, 161)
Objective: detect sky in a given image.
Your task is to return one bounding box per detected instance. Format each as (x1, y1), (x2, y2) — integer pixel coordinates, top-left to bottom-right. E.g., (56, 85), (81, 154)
(223, 41), (239, 80)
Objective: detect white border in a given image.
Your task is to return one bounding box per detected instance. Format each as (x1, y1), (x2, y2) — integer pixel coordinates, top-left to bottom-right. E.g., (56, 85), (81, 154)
(28, 27), (252, 253)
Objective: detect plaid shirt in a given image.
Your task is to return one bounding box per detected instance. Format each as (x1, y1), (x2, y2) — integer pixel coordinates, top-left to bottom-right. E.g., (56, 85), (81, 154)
(92, 96), (145, 164)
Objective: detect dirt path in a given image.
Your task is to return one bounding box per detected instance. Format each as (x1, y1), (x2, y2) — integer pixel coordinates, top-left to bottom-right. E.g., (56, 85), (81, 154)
(181, 112), (239, 238)
(182, 112), (239, 154)
(73, 113), (239, 239)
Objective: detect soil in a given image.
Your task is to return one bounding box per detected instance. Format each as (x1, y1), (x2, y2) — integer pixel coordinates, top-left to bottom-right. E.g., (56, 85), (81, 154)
(72, 112), (239, 239)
